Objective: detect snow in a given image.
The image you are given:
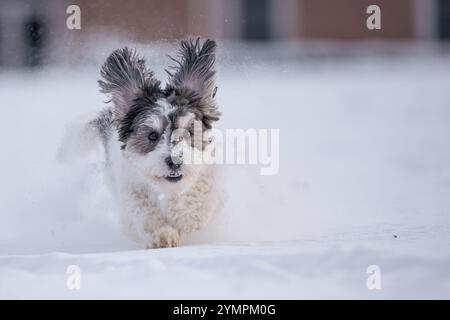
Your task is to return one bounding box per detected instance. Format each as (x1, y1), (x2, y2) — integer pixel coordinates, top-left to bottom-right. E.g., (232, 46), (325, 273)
(1, 51), (450, 299)
(2, 243), (450, 299)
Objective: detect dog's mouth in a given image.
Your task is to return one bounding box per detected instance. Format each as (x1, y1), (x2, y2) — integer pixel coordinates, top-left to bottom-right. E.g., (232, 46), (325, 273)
(165, 171), (183, 182)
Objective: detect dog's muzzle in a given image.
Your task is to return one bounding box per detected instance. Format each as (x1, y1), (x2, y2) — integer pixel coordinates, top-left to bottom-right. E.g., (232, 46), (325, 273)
(165, 156), (183, 182)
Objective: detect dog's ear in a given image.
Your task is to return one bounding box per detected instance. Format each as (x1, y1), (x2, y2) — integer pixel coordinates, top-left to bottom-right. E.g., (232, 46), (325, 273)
(98, 47), (160, 120)
(166, 38), (220, 127)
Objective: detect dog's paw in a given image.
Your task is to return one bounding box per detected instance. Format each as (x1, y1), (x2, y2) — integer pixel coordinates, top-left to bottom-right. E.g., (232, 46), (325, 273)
(154, 226), (180, 248)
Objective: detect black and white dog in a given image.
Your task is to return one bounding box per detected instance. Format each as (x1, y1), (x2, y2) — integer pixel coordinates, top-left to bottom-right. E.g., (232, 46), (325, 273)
(77, 38), (225, 248)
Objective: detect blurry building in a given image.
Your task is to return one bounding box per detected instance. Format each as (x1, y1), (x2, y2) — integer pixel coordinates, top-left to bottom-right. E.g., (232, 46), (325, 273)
(0, 0), (448, 67)
(64, 0), (446, 41)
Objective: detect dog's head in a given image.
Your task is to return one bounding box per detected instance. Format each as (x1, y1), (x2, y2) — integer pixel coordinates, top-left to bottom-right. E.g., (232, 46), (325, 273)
(98, 38), (220, 191)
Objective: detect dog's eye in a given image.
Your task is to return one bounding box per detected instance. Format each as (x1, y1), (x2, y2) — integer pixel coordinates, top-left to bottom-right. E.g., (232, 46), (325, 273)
(148, 131), (159, 142)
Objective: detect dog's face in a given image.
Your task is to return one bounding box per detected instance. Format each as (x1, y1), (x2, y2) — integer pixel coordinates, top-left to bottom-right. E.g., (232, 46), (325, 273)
(98, 39), (220, 191)
(119, 97), (213, 190)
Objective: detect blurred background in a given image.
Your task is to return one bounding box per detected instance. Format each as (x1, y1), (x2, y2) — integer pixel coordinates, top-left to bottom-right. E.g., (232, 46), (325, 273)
(1, 1), (450, 301)
(1, 0), (450, 299)
(0, 0), (450, 256)
(0, 0), (449, 67)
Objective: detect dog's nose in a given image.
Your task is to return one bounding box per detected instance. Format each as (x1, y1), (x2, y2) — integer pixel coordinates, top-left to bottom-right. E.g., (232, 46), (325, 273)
(165, 156), (181, 170)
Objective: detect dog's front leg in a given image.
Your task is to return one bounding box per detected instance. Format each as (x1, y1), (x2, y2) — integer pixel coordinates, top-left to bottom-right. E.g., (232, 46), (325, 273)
(124, 205), (181, 249)
(151, 225), (180, 249)
(122, 186), (181, 249)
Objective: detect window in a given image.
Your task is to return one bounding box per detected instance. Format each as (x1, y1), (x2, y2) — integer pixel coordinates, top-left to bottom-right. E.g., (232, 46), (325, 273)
(242, 0), (270, 41)
(439, 0), (450, 39)
(24, 16), (47, 67)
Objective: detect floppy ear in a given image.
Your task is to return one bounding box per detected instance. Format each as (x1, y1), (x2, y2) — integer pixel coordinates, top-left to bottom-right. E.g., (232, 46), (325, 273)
(98, 47), (161, 121)
(166, 38), (220, 127)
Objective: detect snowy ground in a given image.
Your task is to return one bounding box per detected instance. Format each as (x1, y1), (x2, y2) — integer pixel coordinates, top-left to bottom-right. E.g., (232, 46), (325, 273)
(1, 50), (450, 299)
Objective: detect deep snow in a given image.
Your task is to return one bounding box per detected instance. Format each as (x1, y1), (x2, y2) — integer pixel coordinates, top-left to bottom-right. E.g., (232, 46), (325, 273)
(0, 50), (450, 298)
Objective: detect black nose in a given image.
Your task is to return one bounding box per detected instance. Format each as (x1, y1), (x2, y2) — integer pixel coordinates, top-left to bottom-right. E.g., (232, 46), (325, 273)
(165, 156), (181, 170)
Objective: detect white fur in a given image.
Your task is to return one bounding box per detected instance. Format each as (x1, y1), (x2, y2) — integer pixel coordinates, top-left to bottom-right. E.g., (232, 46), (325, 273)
(103, 129), (226, 248)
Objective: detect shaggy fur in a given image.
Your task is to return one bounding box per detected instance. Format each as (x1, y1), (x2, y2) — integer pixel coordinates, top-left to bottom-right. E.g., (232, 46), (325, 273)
(89, 38), (225, 248)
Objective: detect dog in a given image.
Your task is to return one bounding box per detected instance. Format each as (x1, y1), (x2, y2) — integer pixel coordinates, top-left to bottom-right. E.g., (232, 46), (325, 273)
(81, 38), (225, 248)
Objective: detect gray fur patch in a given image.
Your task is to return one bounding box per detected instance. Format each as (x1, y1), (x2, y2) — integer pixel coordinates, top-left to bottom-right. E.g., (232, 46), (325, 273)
(89, 108), (113, 163)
